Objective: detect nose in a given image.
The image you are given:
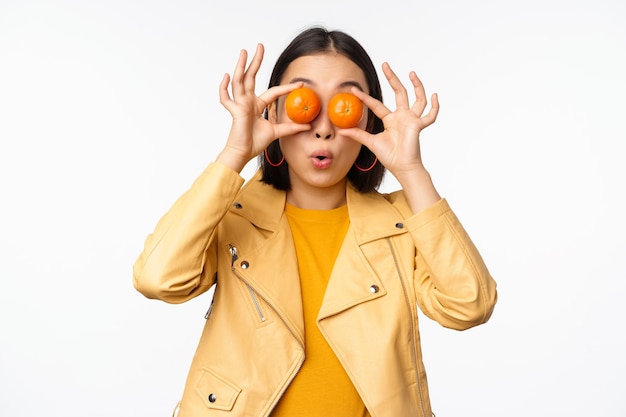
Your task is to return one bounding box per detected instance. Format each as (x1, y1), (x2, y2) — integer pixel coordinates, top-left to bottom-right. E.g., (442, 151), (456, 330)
(313, 110), (334, 140)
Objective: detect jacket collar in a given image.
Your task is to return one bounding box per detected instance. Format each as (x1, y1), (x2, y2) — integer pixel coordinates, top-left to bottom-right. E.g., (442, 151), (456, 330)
(229, 170), (286, 231)
(231, 170), (409, 241)
(345, 183), (409, 243)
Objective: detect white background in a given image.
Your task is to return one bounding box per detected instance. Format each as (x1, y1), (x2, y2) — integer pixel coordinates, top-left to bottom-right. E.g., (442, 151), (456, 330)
(1, 0), (625, 415)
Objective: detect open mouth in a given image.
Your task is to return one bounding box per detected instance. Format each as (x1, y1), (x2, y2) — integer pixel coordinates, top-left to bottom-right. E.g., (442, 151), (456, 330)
(311, 152), (332, 169)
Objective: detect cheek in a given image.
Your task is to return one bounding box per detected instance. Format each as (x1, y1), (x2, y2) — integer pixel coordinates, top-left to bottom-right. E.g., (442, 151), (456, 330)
(341, 138), (363, 161)
(278, 136), (299, 157)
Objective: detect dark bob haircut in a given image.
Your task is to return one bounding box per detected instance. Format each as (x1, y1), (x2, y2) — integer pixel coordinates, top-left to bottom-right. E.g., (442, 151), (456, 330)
(259, 27), (385, 193)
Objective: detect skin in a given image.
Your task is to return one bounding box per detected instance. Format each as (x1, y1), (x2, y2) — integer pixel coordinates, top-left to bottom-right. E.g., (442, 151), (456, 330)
(217, 43), (441, 214)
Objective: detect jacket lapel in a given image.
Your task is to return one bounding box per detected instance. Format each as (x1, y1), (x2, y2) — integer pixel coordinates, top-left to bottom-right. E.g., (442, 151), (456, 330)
(228, 172), (304, 344)
(318, 185), (408, 320)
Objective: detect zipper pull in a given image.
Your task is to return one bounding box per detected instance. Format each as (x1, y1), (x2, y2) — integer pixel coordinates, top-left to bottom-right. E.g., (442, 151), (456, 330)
(228, 244), (238, 267)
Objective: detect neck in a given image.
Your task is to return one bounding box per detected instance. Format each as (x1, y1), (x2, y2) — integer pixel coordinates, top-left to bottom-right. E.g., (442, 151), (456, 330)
(286, 180), (348, 210)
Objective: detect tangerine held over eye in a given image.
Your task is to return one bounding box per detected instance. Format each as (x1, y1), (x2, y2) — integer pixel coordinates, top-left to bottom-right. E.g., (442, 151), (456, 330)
(285, 87), (321, 124)
(328, 93), (363, 129)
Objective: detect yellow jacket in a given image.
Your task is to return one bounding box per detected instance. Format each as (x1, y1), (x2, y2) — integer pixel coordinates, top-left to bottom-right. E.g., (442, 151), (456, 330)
(133, 162), (497, 417)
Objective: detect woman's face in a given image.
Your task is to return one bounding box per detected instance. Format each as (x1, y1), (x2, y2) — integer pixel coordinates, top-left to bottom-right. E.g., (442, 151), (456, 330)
(273, 53), (369, 203)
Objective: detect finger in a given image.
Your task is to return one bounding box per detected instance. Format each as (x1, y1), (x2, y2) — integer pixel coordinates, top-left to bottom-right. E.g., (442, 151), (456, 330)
(382, 62), (410, 110)
(421, 93), (440, 127)
(339, 126), (377, 151)
(409, 71), (428, 116)
(231, 49), (248, 98)
(350, 87), (392, 120)
(259, 81), (304, 102)
(243, 43), (264, 92)
(219, 73), (233, 109)
(257, 81), (304, 114)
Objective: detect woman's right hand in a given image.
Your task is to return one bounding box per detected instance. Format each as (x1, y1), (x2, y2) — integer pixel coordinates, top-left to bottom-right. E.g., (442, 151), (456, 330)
(216, 43), (309, 173)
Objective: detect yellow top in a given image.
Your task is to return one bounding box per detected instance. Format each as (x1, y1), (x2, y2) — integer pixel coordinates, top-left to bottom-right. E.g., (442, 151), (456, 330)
(271, 203), (370, 417)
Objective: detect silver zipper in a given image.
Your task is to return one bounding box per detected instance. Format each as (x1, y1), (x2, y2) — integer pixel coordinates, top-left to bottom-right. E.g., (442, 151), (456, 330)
(229, 244), (266, 321)
(386, 237), (427, 417)
(246, 283), (266, 322)
(229, 244), (239, 265)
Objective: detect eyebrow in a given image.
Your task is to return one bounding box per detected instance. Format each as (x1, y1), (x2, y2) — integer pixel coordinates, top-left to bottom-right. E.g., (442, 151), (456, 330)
(288, 77), (366, 92)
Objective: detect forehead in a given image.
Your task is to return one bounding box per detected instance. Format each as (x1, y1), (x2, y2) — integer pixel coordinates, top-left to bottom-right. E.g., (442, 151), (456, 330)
(281, 53), (369, 93)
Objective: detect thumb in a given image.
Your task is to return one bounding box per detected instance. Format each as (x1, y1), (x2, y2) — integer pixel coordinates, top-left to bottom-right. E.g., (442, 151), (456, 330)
(273, 123), (311, 140)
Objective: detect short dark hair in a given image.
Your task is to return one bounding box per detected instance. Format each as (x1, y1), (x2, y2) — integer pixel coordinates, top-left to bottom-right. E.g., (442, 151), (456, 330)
(260, 26), (385, 193)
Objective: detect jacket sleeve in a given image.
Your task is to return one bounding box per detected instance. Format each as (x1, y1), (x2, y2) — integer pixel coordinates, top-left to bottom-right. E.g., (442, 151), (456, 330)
(133, 162), (245, 303)
(406, 198), (498, 330)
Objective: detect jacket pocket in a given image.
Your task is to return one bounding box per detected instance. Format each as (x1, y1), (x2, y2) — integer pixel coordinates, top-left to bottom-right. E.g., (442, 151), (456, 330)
(194, 367), (241, 411)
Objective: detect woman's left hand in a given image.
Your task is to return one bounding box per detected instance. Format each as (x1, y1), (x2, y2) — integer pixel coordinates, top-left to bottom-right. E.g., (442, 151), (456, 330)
(344, 62), (439, 185)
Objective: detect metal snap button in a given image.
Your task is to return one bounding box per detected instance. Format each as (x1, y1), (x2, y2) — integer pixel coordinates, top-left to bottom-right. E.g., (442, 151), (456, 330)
(395, 222), (404, 229)
(240, 261), (250, 269)
(208, 393), (217, 403)
(369, 285), (379, 293)
(233, 202), (243, 209)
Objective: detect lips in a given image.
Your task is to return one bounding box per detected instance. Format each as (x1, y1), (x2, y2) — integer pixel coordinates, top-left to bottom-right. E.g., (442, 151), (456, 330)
(310, 150), (332, 169)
